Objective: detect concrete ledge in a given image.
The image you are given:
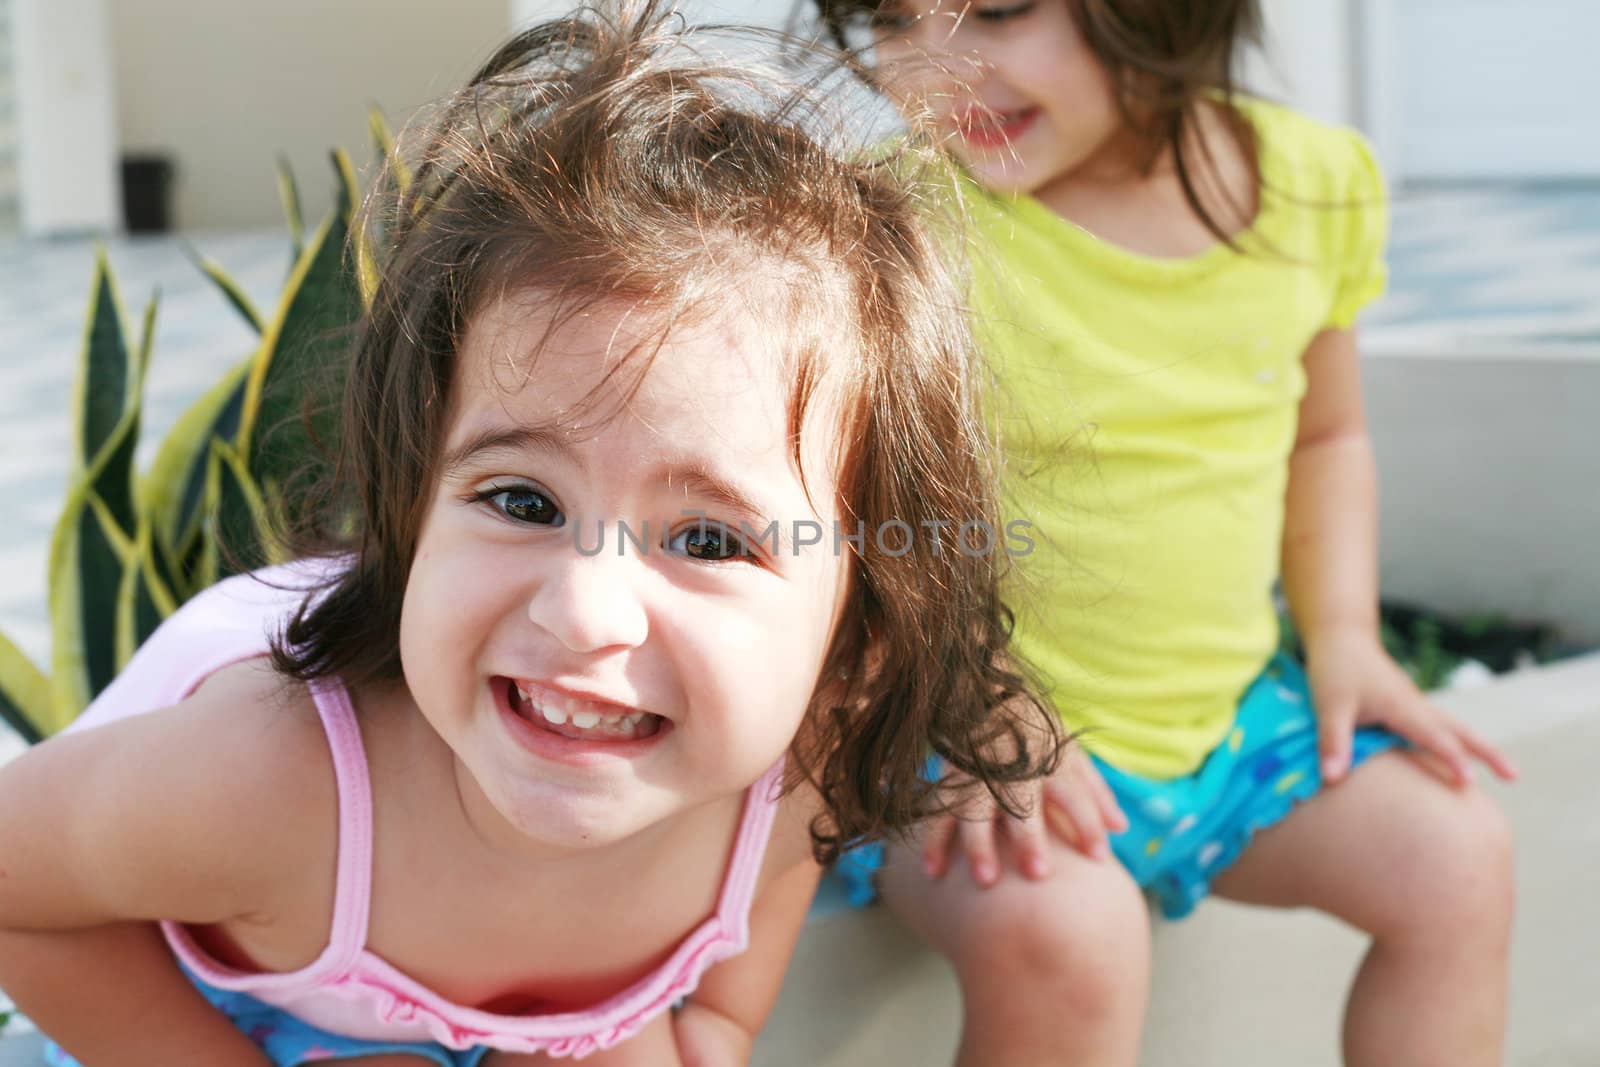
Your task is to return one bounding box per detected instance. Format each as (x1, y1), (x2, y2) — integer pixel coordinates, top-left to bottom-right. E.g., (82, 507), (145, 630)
(757, 656), (1600, 1067)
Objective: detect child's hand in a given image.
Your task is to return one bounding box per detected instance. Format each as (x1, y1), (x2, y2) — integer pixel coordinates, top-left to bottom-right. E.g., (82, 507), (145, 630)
(1307, 630), (1519, 788)
(673, 1001), (753, 1067)
(922, 745), (1128, 888)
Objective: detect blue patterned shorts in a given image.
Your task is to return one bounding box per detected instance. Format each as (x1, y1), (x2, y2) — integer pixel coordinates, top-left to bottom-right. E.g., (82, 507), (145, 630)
(834, 654), (1404, 918)
(44, 965), (491, 1067)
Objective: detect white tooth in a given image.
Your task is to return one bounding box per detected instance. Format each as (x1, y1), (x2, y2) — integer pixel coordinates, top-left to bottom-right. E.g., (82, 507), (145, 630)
(540, 702), (568, 726)
(625, 713), (643, 726)
(571, 710), (601, 729)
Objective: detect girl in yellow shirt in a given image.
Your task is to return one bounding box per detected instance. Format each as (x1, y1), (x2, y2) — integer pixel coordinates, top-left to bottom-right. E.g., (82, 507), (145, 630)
(818, 2), (1519, 1064)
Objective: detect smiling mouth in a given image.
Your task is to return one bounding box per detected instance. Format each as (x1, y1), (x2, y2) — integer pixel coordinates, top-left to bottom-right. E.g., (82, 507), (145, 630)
(953, 106), (1040, 146)
(501, 678), (665, 743)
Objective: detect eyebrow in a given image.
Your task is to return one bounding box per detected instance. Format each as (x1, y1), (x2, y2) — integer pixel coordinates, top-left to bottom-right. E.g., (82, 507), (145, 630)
(664, 464), (781, 536)
(441, 424), (574, 476)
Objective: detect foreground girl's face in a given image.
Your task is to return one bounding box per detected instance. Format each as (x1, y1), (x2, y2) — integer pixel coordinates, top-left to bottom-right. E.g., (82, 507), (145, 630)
(870, 0), (1124, 195)
(399, 288), (850, 851)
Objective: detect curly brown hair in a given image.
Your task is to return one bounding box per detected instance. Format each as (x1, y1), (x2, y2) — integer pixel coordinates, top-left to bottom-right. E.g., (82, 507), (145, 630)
(271, 0), (1062, 863)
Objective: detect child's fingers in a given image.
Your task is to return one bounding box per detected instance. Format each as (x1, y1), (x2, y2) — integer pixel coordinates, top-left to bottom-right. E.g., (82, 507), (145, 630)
(1315, 694), (1358, 784)
(1086, 759), (1128, 833)
(1003, 809), (1053, 881)
(1407, 747), (1467, 790)
(958, 815), (1002, 888)
(1399, 716), (1474, 787)
(1455, 720), (1520, 782)
(1041, 794), (1083, 854)
(920, 813), (960, 880)
(1043, 775), (1110, 861)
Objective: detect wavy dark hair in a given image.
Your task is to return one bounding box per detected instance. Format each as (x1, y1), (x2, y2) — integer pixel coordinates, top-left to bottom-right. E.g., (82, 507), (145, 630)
(814, 0), (1265, 247)
(270, 0), (1061, 862)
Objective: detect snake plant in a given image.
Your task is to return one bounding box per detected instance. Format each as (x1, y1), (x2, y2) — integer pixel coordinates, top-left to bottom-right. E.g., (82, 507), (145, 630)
(0, 114), (401, 743)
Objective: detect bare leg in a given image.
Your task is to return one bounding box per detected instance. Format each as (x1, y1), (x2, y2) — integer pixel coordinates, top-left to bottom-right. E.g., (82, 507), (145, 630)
(879, 831), (1151, 1067)
(1210, 751), (1514, 1067)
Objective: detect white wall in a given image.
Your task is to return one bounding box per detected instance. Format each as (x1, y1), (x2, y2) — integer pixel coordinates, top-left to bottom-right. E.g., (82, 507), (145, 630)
(1365, 351), (1600, 644)
(512, 0), (794, 31)
(111, 0), (510, 231)
(28, 0), (1366, 236)
(1365, 0), (1600, 181)
(14, 0), (119, 235)
(1247, 0), (1359, 127)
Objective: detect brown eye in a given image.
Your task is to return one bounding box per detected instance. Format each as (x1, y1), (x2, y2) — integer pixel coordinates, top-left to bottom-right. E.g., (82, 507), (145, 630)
(486, 486), (564, 527)
(668, 521), (749, 562)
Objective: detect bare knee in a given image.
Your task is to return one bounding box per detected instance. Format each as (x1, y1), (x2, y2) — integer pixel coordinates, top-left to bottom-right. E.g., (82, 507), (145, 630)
(1367, 783), (1515, 943)
(950, 853), (1151, 1020)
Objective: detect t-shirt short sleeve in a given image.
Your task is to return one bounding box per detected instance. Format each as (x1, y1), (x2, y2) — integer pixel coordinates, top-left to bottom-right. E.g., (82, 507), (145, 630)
(1323, 130), (1390, 330)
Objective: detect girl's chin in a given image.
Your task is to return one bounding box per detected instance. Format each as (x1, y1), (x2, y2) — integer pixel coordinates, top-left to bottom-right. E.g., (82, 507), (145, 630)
(958, 150), (1052, 195)
(969, 167), (1046, 198)
(488, 787), (658, 850)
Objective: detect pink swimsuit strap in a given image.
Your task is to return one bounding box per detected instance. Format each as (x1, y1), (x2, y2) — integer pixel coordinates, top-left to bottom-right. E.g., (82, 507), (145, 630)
(166, 662), (786, 1056)
(160, 677), (377, 992)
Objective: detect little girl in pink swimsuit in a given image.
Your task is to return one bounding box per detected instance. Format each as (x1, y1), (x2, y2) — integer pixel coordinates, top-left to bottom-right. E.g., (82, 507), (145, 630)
(0, 5), (1059, 1064)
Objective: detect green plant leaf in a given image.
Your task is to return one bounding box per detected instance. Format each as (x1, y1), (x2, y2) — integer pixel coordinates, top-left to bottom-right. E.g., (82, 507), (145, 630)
(70, 256), (151, 543)
(115, 520), (178, 671)
(332, 146), (379, 308)
(76, 249), (131, 470)
(86, 291), (156, 541)
(48, 487), (133, 720)
(137, 291), (159, 378)
(333, 147), (361, 223)
(277, 153), (305, 261)
(72, 250), (147, 540)
(147, 517), (187, 610)
(204, 439), (275, 583)
(140, 358), (251, 567)
(0, 629), (49, 745)
(182, 243), (264, 335)
(181, 491), (216, 595)
(369, 105), (410, 195)
(236, 209), (359, 527)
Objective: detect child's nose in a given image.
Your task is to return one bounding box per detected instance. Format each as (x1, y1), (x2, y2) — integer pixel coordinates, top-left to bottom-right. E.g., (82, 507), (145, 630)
(524, 551), (648, 655)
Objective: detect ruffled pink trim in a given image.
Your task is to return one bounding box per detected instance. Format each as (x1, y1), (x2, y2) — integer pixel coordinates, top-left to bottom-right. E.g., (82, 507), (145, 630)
(316, 912), (749, 1056)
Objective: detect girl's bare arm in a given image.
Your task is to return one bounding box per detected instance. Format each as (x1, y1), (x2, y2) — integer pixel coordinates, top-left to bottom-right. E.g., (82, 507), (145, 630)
(1282, 327), (1514, 784)
(0, 922), (270, 1066)
(0, 661), (329, 1064)
(672, 797), (825, 1067)
(1281, 327), (1380, 656)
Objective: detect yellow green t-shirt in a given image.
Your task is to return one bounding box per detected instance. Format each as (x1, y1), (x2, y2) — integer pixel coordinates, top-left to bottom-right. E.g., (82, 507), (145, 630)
(976, 99), (1388, 779)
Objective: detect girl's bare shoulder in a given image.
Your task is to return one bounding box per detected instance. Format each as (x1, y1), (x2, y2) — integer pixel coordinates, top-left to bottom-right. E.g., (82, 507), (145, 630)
(172, 657), (341, 886)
